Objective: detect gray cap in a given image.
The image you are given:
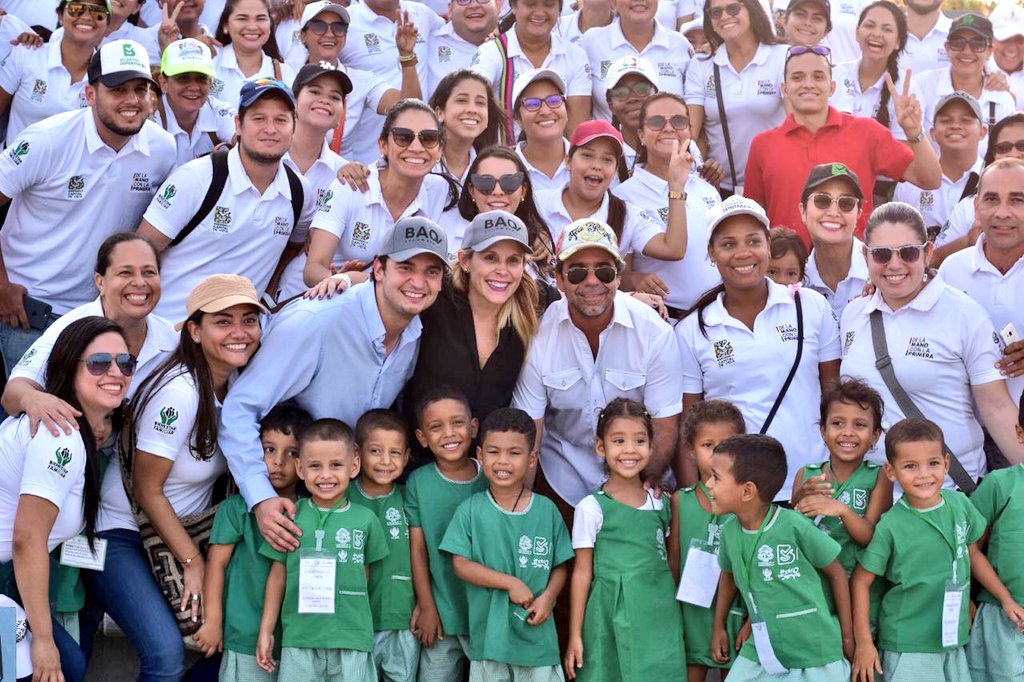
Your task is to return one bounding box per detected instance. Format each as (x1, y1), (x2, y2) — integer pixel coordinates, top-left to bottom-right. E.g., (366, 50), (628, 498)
(934, 91), (983, 123)
(380, 217), (449, 265)
(463, 211), (534, 254)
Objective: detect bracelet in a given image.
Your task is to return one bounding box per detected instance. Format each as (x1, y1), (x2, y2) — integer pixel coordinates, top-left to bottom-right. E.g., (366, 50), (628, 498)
(398, 53), (417, 62)
(183, 550), (201, 567)
(668, 190), (686, 201)
(399, 55), (418, 68)
(330, 272), (352, 289)
(905, 130), (924, 144)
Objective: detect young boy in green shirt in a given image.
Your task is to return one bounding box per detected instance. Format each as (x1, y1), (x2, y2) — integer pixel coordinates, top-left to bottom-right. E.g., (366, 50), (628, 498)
(440, 408), (573, 682)
(349, 409), (418, 681)
(256, 418), (390, 681)
(195, 403), (311, 681)
(709, 434), (854, 681)
(406, 386), (489, 680)
(853, 418), (1024, 682)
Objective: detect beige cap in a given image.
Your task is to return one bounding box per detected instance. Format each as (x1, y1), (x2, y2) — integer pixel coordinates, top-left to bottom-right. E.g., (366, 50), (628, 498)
(176, 274), (268, 330)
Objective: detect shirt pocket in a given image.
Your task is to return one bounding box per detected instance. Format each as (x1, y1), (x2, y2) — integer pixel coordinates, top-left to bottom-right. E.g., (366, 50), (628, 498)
(604, 368), (646, 402)
(542, 368), (585, 410)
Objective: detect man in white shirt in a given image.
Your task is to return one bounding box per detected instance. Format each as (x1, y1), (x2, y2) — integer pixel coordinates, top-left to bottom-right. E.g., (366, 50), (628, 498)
(902, 0), (951, 74)
(989, 2), (1024, 109)
(427, 0), (499, 99)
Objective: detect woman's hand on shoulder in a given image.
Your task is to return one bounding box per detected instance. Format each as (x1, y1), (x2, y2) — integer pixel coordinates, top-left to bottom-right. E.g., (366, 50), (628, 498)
(336, 162), (371, 193)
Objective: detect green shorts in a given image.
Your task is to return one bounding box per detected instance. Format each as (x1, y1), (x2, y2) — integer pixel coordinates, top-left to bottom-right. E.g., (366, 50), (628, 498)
(728, 656), (850, 681)
(279, 647), (375, 682)
(219, 650), (277, 682)
(468, 660), (565, 682)
(881, 648), (969, 682)
(373, 629), (419, 682)
(417, 634), (470, 681)
(966, 602), (1024, 682)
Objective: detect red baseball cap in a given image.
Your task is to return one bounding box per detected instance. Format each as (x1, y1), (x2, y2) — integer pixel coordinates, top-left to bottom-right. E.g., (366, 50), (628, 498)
(569, 120), (624, 158)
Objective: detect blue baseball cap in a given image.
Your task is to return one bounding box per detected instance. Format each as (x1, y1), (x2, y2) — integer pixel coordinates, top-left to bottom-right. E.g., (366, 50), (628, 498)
(238, 78), (296, 112)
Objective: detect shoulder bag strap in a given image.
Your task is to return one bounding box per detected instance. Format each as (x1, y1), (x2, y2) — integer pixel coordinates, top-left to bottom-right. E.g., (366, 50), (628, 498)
(869, 309), (977, 493)
(958, 171), (980, 202)
(760, 290), (803, 434)
(713, 62), (738, 190)
(496, 34), (515, 145)
(169, 149), (230, 248)
(273, 59), (283, 81)
(283, 163), (304, 230)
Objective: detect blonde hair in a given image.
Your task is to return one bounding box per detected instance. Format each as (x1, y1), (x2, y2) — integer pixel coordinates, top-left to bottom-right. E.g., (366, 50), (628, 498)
(451, 248), (540, 349)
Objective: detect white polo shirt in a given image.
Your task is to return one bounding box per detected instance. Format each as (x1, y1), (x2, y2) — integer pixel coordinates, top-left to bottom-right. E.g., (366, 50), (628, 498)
(0, 110), (175, 314)
(914, 67), (1015, 158)
(142, 147), (315, 320)
(894, 158), (984, 232)
(329, 63), (392, 165)
(340, 0), (441, 91)
(533, 186), (663, 257)
(613, 165), (722, 309)
(683, 43), (788, 191)
(471, 27), (592, 104)
(512, 290), (684, 506)
(50, 22), (161, 66)
(839, 279), (1003, 481)
(935, 195), (974, 248)
(427, 22), (483, 100)
(824, 0), (864, 65)
(582, 20), (692, 121)
(154, 94), (237, 168)
(804, 237), (870, 320)
(676, 280), (841, 500)
(939, 235), (1024, 404)
(516, 139), (570, 193)
(210, 44), (298, 109)
(556, 13), (585, 45)
(0, 40), (89, 144)
(0, 1), (59, 31)
(0, 12), (31, 66)
(831, 59), (913, 140)
(276, 17), (307, 69)
(901, 13), (951, 76)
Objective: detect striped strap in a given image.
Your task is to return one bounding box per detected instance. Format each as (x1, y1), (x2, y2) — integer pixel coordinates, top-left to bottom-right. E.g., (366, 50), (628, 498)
(496, 33), (515, 145)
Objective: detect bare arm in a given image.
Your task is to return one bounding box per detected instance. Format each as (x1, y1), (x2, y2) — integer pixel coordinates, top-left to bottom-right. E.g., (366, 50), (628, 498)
(136, 219), (174, 253)
(650, 414), (680, 487)
(818, 359), (841, 394)
(193, 542), (235, 657)
(640, 140), (691, 261)
(13, 495), (62, 681)
(2, 378), (82, 437)
(972, 380), (1024, 465)
(304, 229), (343, 287)
(687, 104), (707, 155)
(711, 570), (738, 663)
(668, 491), (681, 580)
(564, 547), (593, 680)
(256, 561), (286, 673)
(0, 88), (13, 121)
(409, 526), (443, 647)
(0, 224), (28, 329)
(451, 554), (534, 605)
(822, 559), (854, 659)
(851, 566), (882, 682)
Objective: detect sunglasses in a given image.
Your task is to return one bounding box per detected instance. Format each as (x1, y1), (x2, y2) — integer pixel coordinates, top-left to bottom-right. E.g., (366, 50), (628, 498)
(471, 172), (525, 194)
(786, 44), (831, 66)
(710, 2), (743, 20)
(520, 94), (566, 112)
(81, 352), (137, 377)
(608, 81), (656, 101)
(389, 127), (442, 148)
(866, 243), (927, 265)
(645, 114), (690, 131)
(454, 0), (492, 5)
(810, 193), (860, 212)
(947, 35), (989, 53)
(66, 2), (109, 20)
(306, 19), (347, 36)
(565, 265), (618, 285)
(993, 139), (1024, 155)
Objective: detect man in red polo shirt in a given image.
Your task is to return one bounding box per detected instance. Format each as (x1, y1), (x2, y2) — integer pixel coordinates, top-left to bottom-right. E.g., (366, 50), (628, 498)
(744, 45), (941, 246)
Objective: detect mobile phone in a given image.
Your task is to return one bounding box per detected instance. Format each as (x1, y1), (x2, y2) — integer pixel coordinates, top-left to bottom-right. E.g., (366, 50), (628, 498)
(22, 295), (52, 331)
(999, 323), (1020, 350)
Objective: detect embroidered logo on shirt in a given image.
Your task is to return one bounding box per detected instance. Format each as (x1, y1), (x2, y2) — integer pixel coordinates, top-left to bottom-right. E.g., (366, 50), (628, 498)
(757, 544), (774, 566)
(437, 46), (452, 62)
(31, 78), (47, 102)
(353, 529), (365, 550)
(840, 1), (855, 13)
(843, 77), (856, 97)
(154, 406), (179, 435)
(273, 216), (291, 236)
(130, 172), (151, 192)
(600, 60), (612, 78)
(776, 544), (797, 565)
(757, 79), (776, 96)
(351, 221), (371, 246)
(336, 528), (351, 547)
(385, 506), (406, 541)
(843, 331), (856, 354)
(779, 567), (802, 580)
(212, 206), (232, 232)
(853, 489), (867, 510)
(316, 188), (333, 210)
(364, 33), (381, 53)
(15, 348), (36, 367)
(655, 528), (667, 560)
(211, 78), (224, 96)
(156, 184), (177, 208)
(919, 191), (935, 208)
(762, 567), (774, 581)
(658, 62), (675, 77)
(656, 206), (670, 224)
(67, 175), (86, 200)
(905, 337), (934, 359)
(713, 339), (736, 367)
(776, 323), (798, 342)
(705, 75), (716, 96)
(48, 447), (72, 478)
(7, 140), (29, 165)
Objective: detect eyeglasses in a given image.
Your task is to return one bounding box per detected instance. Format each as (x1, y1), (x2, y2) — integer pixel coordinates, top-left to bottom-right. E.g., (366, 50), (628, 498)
(389, 127), (442, 148)
(993, 139), (1024, 155)
(865, 243), (928, 265)
(810, 193), (860, 212)
(305, 19), (347, 36)
(471, 172), (525, 194)
(565, 265), (618, 285)
(80, 352), (137, 377)
(709, 2), (743, 20)
(644, 114), (690, 131)
(608, 81), (656, 101)
(520, 94), (566, 112)
(454, 0), (492, 5)
(66, 2), (109, 20)
(947, 35), (990, 53)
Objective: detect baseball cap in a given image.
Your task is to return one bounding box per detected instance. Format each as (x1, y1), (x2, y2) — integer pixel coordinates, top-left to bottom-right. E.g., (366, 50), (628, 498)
(706, 196), (771, 247)
(301, 0), (350, 28)
(569, 119), (624, 157)
(511, 68), (566, 109)
(949, 13), (994, 41)
(160, 38), (215, 78)
(238, 78), (296, 112)
(177, 274), (269, 331)
(556, 219), (625, 268)
(606, 55), (660, 90)
(380, 216), (449, 265)
(88, 40), (156, 88)
(801, 162), (864, 201)
(292, 61), (353, 97)
(679, 16), (705, 36)
(933, 91), (983, 123)
(463, 210), (534, 254)
(990, 2), (1024, 41)
(0, 596), (32, 679)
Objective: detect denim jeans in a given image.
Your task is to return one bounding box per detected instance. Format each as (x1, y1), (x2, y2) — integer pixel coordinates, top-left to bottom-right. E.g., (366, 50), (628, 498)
(0, 319), (48, 379)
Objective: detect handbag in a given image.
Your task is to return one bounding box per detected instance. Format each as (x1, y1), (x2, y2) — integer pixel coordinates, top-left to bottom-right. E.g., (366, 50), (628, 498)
(760, 289), (803, 434)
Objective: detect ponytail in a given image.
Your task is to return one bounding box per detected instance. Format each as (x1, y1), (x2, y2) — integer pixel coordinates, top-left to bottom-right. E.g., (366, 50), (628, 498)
(682, 283), (727, 339)
(606, 192), (627, 244)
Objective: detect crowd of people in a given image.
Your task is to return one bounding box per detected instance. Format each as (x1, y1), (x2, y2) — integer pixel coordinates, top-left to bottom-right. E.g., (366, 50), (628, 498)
(0, 0), (1021, 680)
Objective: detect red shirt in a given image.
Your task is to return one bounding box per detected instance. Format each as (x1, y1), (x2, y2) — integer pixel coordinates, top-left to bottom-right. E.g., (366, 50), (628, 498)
(743, 107), (915, 247)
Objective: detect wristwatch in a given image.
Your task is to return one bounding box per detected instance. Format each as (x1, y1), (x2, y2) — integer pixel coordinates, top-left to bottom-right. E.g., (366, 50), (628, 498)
(906, 130), (925, 144)
(668, 190), (686, 201)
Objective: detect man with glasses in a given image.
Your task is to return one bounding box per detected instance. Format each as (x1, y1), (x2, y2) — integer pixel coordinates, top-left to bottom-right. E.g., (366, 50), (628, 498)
(744, 43), (940, 246)
(427, 0), (498, 99)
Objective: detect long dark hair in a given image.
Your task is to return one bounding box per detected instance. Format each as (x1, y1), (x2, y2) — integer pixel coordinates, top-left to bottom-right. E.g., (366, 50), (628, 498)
(379, 98), (459, 211)
(984, 112), (1024, 166)
(567, 144), (627, 243)
(429, 70), (507, 151)
(634, 92), (688, 168)
(857, 1), (906, 130)
(216, 0), (285, 62)
(45, 317), (128, 547)
(702, 0), (777, 52)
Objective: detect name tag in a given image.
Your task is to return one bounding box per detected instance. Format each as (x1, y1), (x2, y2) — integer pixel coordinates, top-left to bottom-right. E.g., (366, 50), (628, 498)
(752, 618), (789, 675)
(676, 542), (720, 608)
(942, 580), (966, 648)
(298, 552), (336, 614)
(59, 535), (107, 570)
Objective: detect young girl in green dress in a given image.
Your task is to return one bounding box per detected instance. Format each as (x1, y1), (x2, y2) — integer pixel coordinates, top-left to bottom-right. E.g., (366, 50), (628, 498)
(564, 398), (685, 681)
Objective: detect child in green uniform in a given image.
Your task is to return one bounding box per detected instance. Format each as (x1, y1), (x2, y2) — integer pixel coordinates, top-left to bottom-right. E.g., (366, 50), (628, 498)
(406, 387), (489, 680)
(853, 418), (1024, 682)
(195, 404), (311, 681)
(565, 398), (686, 682)
(256, 419), (390, 681)
(441, 408), (574, 682)
(710, 434), (853, 681)
(966, 410), (1024, 681)
(668, 400), (748, 682)
(350, 409), (419, 682)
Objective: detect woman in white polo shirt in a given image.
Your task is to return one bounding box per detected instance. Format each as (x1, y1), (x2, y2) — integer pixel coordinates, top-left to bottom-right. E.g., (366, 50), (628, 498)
(0, 316), (135, 682)
(676, 196), (841, 498)
(840, 201), (1024, 483)
(210, 0), (296, 108)
(513, 68), (571, 193)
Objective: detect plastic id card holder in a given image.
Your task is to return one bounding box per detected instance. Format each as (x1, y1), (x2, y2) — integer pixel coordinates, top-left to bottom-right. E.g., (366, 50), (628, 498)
(751, 602), (789, 676)
(59, 535), (107, 571)
(677, 540), (721, 608)
(941, 578), (967, 649)
(298, 547), (336, 615)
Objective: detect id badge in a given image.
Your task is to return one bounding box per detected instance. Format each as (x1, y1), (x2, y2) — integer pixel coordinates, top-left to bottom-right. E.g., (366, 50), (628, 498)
(59, 535), (107, 570)
(298, 548), (336, 614)
(677, 540), (721, 608)
(751, 610), (789, 675)
(941, 579), (966, 648)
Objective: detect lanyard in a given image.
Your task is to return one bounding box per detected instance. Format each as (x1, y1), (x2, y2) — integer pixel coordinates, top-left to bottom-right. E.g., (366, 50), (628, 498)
(899, 496), (961, 582)
(310, 497), (347, 551)
(734, 505), (777, 612)
(697, 482), (722, 543)
(826, 460), (867, 503)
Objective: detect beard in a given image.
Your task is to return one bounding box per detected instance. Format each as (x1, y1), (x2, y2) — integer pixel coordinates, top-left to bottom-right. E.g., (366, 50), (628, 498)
(240, 142), (287, 165)
(96, 107), (146, 138)
(905, 0), (943, 16)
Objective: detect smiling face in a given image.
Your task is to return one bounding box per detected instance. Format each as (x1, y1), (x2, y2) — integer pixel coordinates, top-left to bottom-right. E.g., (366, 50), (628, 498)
(296, 74), (346, 131)
(517, 79), (568, 143)
(783, 52), (835, 116)
(438, 77), (489, 145)
(301, 9), (346, 61)
(799, 177), (862, 247)
(856, 5), (901, 62)
(709, 0), (751, 43)
(380, 109), (444, 180)
(75, 331), (132, 415)
(479, 429), (536, 491)
(224, 0), (272, 54)
(459, 240), (527, 309)
(89, 80), (152, 140)
(708, 217), (770, 291)
(615, 0), (658, 25)
(766, 250), (803, 285)
(297, 439), (359, 508)
(689, 421), (742, 482)
(374, 253), (445, 321)
(160, 72), (211, 118)
(864, 220), (932, 309)
(994, 35), (1024, 74)
(821, 399), (880, 466)
(975, 163), (1024, 256)
(608, 74), (653, 131)
(62, 1), (108, 45)
(994, 122), (1024, 161)
(187, 303), (261, 376)
(946, 29), (992, 80)
(468, 156), (527, 213)
(640, 97), (691, 163)
(784, 1), (828, 46)
(416, 398), (478, 465)
(567, 138), (619, 204)
(595, 415), (652, 481)
(262, 428), (300, 494)
(358, 427), (410, 489)
(450, 0), (498, 40)
(557, 247), (620, 321)
(930, 99), (985, 154)
(95, 239), (161, 323)
(884, 440), (947, 509)
(707, 451), (755, 515)
(512, 0), (559, 41)
(237, 96), (295, 163)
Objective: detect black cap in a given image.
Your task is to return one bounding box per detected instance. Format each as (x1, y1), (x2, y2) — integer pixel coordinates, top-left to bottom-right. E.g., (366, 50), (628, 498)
(950, 13), (994, 41)
(292, 62), (353, 98)
(801, 162), (864, 201)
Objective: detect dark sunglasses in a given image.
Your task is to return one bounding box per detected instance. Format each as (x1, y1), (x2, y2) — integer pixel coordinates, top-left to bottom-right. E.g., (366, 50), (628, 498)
(471, 172), (525, 194)
(645, 114), (690, 131)
(810, 193), (860, 212)
(947, 35), (989, 53)
(566, 265), (618, 285)
(389, 127), (442, 148)
(866, 243), (927, 265)
(306, 19), (347, 36)
(710, 2), (743, 20)
(994, 139), (1024, 155)
(608, 81), (656, 101)
(66, 2), (109, 20)
(81, 352), (137, 377)
(520, 94), (566, 112)
(786, 44), (831, 68)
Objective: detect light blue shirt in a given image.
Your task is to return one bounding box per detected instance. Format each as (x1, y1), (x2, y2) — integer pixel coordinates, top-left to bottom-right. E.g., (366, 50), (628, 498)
(218, 281), (424, 508)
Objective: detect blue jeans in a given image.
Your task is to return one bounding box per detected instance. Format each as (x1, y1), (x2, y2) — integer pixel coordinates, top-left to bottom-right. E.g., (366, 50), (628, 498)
(82, 529), (185, 682)
(0, 318), (48, 379)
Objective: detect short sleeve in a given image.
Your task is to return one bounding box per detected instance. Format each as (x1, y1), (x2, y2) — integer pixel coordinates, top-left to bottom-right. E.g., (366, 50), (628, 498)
(8, 325), (57, 385)
(20, 429), (87, 508)
(676, 321), (705, 395)
(0, 126), (52, 198)
(643, 322), (685, 417)
(969, 474), (1000, 523)
(0, 45), (24, 95)
(469, 40), (502, 90)
(683, 57), (708, 106)
(796, 515), (841, 568)
(141, 162), (208, 239)
(134, 372), (199, 461)
(210, 495), (248, 546)
(364, 514), (390, 565)
(511, 342), (548, 420)
(628, 206), (667, 257)
(961, 495), (987, 546)
(439, 499), (473, 559)
(308, 178), (352, 239)
(210, 98), (238, 143)
(258, 539), (286, 564)
(563, 43), (592, 98)
(570, 495), (603, 549)
(935, 198), (973, 247)
(959, 302), (1002, 387)
(810, 291), (841, 362)
(404, 472), (422, 527)
(858, 519), (894, 577)
(361, 72), (391, 113)
(717, 521), (735, 572)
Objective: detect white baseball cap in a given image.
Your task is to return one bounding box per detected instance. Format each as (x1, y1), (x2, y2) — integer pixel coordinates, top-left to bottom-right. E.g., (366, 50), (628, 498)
(679, 16), (705, 36)
(161, 38), (215, 78)
(991, 2), (1024, 41)
(511, 68), (566, 109)
(605, 55), (659, 90)
(0, 596), (33, 679)
(88, 39), (156, 88)
(301, 1), (350, 28)
(706, 196), (771, 247)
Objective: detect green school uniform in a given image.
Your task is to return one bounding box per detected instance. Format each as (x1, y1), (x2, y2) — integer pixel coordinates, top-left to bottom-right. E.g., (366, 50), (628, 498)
(800, 460), (881, 574)
(405, 461), (488, 636)
(718, 506), (844, 669)
(970, 463), (1024, 605)
(579, 490), (686, 682)
(348, 482), (415, 632)
(675, 485), (745, 668)
(259, 498), (389, 651)
(440, 491), (574, 668)
(859, 490), (986, 653)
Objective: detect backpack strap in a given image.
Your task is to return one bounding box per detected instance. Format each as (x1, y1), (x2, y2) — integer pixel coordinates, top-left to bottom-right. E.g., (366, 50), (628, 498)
(169, 149), (230, 248)
(283, 163), (304, 232)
